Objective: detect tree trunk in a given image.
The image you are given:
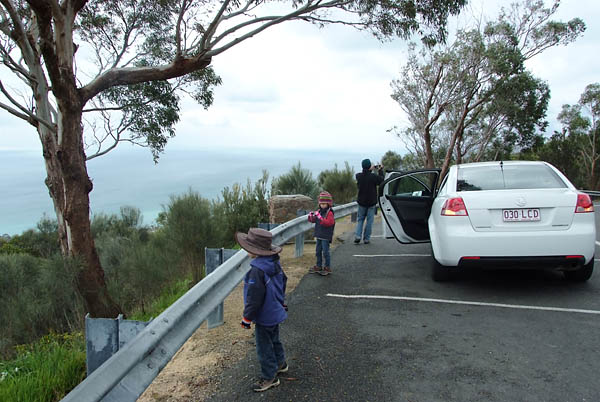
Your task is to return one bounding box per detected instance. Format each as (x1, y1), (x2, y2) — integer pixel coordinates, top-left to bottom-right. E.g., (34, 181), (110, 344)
(424, 128), (434, 168)
(41, 97), (122, 318)
(456, 136), (463, 165)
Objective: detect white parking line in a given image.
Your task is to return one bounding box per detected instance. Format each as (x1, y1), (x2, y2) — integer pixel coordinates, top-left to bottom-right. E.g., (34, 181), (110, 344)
(356, 254), (600, 262)
(353, 254), (431, 258)
(326, 293), (600, 315)
(596, 241), (600, 247)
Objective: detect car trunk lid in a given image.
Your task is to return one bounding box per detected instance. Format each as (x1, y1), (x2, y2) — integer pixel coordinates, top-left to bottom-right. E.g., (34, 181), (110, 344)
(460, 188), (577, 232)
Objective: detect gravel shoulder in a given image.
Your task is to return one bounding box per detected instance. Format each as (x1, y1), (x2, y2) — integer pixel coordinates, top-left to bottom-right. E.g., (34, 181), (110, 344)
(138, 216), (356, 402)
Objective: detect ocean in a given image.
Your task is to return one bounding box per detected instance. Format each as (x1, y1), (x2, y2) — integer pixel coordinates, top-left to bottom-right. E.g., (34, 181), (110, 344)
(1, 147), (370, 236)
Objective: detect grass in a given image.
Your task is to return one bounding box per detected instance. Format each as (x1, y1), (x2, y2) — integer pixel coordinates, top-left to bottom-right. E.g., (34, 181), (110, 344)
(0, 333), (86, 402)
(0, 277), (194, 402)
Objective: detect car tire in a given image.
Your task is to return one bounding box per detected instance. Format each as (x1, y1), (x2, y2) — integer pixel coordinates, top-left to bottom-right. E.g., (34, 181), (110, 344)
(431, 245), (452, 282)
(432, 258), (453, 281)
(564, 256), (594, 282)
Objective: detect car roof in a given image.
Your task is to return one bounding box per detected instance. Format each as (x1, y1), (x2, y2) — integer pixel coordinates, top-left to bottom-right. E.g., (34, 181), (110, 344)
(455, 160), (549, 169)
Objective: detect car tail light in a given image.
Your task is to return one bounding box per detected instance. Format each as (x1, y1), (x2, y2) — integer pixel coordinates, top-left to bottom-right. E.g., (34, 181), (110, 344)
(575, 193), (594, 213)
(441, 197), (468, 216)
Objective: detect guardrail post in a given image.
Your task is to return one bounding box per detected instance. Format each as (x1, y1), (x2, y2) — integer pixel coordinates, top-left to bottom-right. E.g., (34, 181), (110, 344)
(85, 314), (119, 377)
(85, 314), (151, 376)
(204, 248), (237, 329)
(295, 209), (308, 257)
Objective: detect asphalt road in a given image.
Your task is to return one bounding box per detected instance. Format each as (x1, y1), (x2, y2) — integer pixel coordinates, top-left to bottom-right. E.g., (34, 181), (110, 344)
(206, 215), (600, 402)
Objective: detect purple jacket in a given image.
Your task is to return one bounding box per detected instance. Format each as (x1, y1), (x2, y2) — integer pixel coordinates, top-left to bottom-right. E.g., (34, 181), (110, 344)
(243, 255), (288, 326)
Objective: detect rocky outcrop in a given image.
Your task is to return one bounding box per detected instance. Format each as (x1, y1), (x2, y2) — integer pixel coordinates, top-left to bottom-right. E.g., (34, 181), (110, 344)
(269, 195), (314, 224)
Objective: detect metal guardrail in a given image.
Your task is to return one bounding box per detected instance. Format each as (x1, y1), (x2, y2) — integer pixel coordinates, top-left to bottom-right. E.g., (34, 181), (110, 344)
(61, 201), (358, 402)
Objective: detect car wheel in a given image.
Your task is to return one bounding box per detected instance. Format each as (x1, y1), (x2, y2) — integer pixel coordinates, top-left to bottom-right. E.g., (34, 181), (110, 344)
(564, 256), (594, 282)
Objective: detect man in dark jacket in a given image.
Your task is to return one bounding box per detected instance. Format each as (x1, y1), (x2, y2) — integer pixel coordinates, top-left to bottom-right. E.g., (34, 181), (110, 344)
(354, 158), (384, 244)
(236, 228), (288, 392)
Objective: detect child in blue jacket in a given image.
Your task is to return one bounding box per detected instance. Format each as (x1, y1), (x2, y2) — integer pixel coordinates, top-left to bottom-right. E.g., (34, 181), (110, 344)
(235, 228), (288, 392)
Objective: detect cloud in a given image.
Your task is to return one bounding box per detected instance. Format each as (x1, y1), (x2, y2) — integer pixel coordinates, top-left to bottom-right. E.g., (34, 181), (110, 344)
(1, 0), (598, 155)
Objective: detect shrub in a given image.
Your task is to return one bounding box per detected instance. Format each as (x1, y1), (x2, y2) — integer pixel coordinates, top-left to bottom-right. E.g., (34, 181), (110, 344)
(218, 171), (270, 246)
(317, 162), (356, 205)
(91, 207), (177, 314)
(99, 233), (174, 314)
(159, 190), (222, 284)
(271, 162), (319, 201)
(0, 216), (60, 258)
(129, 276), (193, 322)
(381, 150), (404, 170)
(0, 255), (84, 358)
(91, 206), (144, 239)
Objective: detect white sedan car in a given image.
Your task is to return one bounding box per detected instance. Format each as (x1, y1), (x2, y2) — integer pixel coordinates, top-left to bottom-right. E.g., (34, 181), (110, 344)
(379, 161), (596, 281)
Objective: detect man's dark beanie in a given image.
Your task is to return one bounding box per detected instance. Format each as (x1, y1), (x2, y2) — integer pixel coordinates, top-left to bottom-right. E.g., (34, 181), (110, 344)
(361, 159), (371, 170)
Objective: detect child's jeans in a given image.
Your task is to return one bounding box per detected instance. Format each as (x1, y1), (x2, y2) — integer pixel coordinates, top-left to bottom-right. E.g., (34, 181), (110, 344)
(316, 238), (331, 267)
(255, 323), (286, 380)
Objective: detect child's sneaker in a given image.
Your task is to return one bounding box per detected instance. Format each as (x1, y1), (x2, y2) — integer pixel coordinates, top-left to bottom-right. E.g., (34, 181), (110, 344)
(251, 377), (280, 392)
(277, 362), (289, 374)
(319, 267), (332, 276)
(309, 265), (322, 274)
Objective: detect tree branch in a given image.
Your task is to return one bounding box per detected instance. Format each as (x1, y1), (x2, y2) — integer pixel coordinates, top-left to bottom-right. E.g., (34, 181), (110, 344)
(79, 55), (211, 102)
(0, 79), (55, 130)
(199, 0), (232, 51)
(27, 0), (64, 95)
(206, 0), (338, 57)
(0, 0), (37, 63)
(0, 46), (35, 82)
(175, 0), (192, 58)
(0, 99), (34, 123)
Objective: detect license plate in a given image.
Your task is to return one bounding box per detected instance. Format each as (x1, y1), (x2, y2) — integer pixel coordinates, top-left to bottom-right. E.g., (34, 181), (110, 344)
(502, 208), (540, 222)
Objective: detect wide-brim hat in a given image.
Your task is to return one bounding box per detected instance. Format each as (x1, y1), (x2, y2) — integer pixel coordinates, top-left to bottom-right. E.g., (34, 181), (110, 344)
(235, 228), (282, 256)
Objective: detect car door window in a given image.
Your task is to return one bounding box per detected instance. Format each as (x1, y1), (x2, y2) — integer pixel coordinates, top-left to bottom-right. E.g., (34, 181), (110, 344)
(387, 172), (435, 197)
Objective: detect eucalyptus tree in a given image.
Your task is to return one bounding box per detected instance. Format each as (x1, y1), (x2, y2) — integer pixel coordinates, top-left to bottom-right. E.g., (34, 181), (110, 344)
(555, 83), (600, 189)
(390, 42), (468, 168)
(0, 0), (468, 317)
(390, 0), (584, 177)
(441, 70), (550, 164)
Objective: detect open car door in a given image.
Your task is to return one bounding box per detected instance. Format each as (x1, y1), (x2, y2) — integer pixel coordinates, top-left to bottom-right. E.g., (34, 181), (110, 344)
(378, 169), (441, 244)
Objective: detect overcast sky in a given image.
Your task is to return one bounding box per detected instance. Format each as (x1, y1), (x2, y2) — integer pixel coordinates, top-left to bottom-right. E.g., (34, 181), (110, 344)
(1, 0), (599, 161)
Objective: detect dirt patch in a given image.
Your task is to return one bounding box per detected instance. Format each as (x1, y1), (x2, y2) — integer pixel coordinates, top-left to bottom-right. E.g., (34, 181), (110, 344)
(138, 215), (356, 402)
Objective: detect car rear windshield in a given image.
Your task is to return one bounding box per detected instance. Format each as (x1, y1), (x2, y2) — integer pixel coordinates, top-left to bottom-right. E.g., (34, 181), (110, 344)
(456, 164), (567, 191)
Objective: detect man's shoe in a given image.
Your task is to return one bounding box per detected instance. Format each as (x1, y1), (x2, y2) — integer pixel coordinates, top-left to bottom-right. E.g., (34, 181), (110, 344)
(363, 240), (370, 244)
(277, 362), (289, 374)
(252, 377), (280, 392)
(319, 267), (332, 276)
(309, 265), (322, 274)
(353, 238), (361, 244)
